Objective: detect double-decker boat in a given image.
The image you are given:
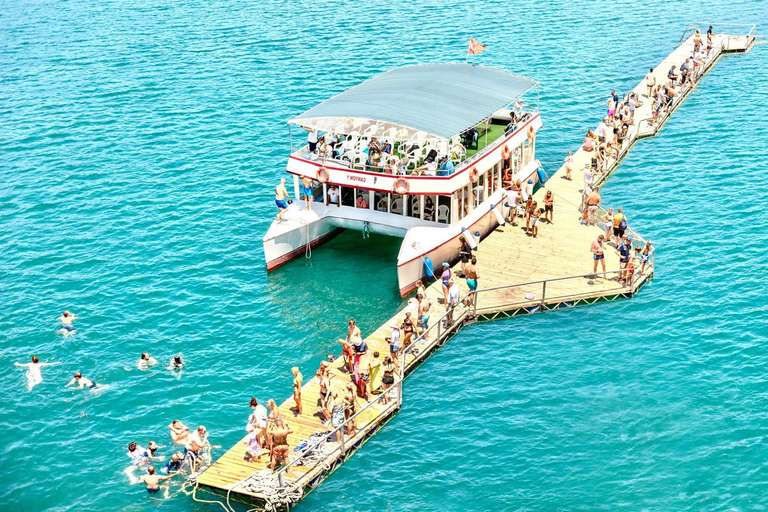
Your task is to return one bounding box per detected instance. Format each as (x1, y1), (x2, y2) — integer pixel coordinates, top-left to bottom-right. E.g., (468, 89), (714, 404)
(263, 63), (543, 296)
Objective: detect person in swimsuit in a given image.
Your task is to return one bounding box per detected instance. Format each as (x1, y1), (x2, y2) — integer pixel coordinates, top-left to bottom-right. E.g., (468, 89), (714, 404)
(187, 425), (209, 468)
(400, 312), (415, 357)
(591, 235), (606, 279)
(138, 352), (158, 370)
(586, 187), (601, 227)
(381, 357), (397, 405)
(264, 399), (280, 453)
(275, 178), (291, 223)
(160, 452), (184, 475)
(58, 310), (77, 337)
(291, 367), (303, 416)
(530, 206), (542, 238)
(339, 338), (354, 375)
(464, 257), (479, 310)
(14, 356), (60, 391)
(544, 191), (554, 224)
(147, 441), (161, 458)
(343, 382), (357, 436)
(268, 418), (293, 471)
(168, 420), (189, 448)
(458, 236), (472, 275)
(564, 151), (574, 181)
(640, 241), (652, 274)
(127, 442), (150, 467)
(67, 371), (96, 389)
(244, 429), (262, 463)
(135, 466), (171, 495)
(330, 391), (344, 444)
(602, 208), (614, 243)
(440, 262), (451, 305)
(417, 293), (431, 335)
(168, 354), (184, 371)
(317, 364), (332, 425)
(300, 176), (314, 211)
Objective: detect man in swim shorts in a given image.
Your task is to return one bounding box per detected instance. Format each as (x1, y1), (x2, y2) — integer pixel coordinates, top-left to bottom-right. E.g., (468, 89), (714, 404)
(136, 466), (171, 494)
(300, 176), (314, 211)
(591, 235), (606, 279)
(586, 187), (601, 227)
(417, 293), (431, 335)
(464, 257), (479, 310)
(275, 178), (291, 222)
(268, 418), (293, 471)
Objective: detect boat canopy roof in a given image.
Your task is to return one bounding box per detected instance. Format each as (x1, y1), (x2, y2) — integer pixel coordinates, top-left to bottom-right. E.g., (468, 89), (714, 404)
(288, 63), (538, 141)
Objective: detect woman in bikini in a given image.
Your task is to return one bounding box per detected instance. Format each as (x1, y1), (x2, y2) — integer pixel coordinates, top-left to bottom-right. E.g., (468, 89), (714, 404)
(640, 241), (652, 274)
(381, 357), (396, 405)
(343, 382), (357, 437)
(291, 367), (303, 416)
(400, 311), (415, 357)
(564, 151), (574, 181)
(265, 399), (280, 453)
(602, 208), (614, 243)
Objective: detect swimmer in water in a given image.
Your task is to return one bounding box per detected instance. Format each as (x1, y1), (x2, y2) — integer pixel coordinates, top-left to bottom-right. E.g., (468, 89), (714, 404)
(147, 440), (162, 457)
(135, 465), (171, 495)
(138, 352), (158, 370)
(14, 356), (60, 391)
(66, 371), (97, 389)
(127, 441), (150, 467)
(168, 420), (190, 447)
(159, 452), (184, 475)
(168, 354), (184, 371)
(58, 310), (78, 337)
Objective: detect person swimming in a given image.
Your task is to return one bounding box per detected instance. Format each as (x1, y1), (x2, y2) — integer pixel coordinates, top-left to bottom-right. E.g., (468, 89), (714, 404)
(168, 354), (184, 371)
(135, 465), (171, 494)
(66, 371), (96, 389)
(138, 352), (158, 370)
(58, 310), (78, 336)
(127, 442), (150, 467)
(159, 452), (184, 475)
(147, 440), (161, 457)
(14, 356), (60, 391)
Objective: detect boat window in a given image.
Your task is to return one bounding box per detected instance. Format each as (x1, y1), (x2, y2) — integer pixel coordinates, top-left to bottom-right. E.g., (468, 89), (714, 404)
(437, 196), (451, 224)
(423, 195), (437, 222)
(373, 191), (388, 212)
(391, 193), (405, 215)
(409, 195), (421, 219)
(340, 186), (355, 207)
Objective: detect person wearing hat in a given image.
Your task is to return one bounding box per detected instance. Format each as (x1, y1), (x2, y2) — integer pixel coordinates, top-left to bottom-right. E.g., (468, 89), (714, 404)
(437, 155), (455, 176)
(440, 262), (452, 305)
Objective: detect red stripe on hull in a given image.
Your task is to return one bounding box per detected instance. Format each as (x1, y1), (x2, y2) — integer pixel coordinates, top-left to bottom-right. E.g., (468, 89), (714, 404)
(265, 228), (343, 271)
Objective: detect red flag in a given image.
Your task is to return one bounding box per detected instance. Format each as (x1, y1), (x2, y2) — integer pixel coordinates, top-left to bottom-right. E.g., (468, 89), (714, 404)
(468, 37), (486, 55)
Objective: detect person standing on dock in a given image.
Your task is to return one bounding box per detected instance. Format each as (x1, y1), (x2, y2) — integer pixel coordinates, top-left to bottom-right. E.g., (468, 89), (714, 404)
(586, 187), (601, 227)
(445, 278), (460, 328)
(247, 397), (268, 448)
(646, 69), (656, 98)
(464, 257), (479, 312)
(591, 235), (606, 279)
(564, 151), (574, 181)
(613, 208), (627, 242)
(459, 235), (473, 275)
(544, 190), (554, 224)
(301, 176), (314, 211)
(275, 178), (291, 223)
(268, 418), (293, 472)
(291, 368), (303, 416)
(440, 262), (452, 305)
(617, 235), (633, 285)
(596, 118), (607, 143)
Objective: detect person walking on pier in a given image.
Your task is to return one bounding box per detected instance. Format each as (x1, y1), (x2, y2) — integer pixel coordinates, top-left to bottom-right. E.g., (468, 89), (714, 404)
(591, 235), (606, 279)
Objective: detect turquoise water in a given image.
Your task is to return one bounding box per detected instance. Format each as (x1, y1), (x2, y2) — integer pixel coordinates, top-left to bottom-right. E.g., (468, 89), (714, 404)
(1, 0), (766, 510)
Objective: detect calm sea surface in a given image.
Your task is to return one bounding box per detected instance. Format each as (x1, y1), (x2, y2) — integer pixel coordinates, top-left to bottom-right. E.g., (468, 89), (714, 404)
(1, 0), (766, 510)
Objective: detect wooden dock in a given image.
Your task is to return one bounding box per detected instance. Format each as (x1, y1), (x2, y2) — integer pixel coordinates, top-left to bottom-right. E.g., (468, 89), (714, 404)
(193, 29), (755, 511)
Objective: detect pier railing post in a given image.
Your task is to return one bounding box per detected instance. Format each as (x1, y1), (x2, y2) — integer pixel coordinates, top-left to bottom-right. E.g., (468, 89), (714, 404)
(340, 426), (346, 456)
(541, 281), (547, 308)
(473, 291), (478, 319)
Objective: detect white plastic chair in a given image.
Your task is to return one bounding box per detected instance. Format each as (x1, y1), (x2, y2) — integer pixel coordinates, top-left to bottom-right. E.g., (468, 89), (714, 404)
(391, 198), (403, 214)
(437, 205), (449, 223)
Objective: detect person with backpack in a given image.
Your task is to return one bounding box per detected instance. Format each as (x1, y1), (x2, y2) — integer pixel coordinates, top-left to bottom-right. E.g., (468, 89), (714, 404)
(613, 207), (628, 243)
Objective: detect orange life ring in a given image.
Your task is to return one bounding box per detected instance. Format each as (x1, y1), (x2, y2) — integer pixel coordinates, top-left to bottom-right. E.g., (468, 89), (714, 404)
(501, 145), (510, 160)
(393, 178), (409, 195)
(316, 166), (328, 183)
(470, 167), (479, 183)
(527, 125), (535, 140)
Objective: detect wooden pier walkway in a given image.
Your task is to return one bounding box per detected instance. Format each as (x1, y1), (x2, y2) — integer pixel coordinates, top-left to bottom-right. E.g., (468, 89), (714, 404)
(193, 28), (755, 510)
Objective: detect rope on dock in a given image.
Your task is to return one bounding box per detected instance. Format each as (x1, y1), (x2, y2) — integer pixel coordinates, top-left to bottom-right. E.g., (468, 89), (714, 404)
(238, 470), (303, 512)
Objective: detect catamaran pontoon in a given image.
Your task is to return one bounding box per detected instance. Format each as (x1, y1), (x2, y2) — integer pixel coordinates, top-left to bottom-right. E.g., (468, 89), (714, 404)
(263, 63), (544, 296)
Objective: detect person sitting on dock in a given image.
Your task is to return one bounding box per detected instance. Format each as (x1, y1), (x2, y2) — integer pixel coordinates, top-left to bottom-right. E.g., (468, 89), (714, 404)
(268, 418), (293, 471)
(275, 178), (291, 223)
(135, 465), (172, 495)
(590, 235), (606, 279)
